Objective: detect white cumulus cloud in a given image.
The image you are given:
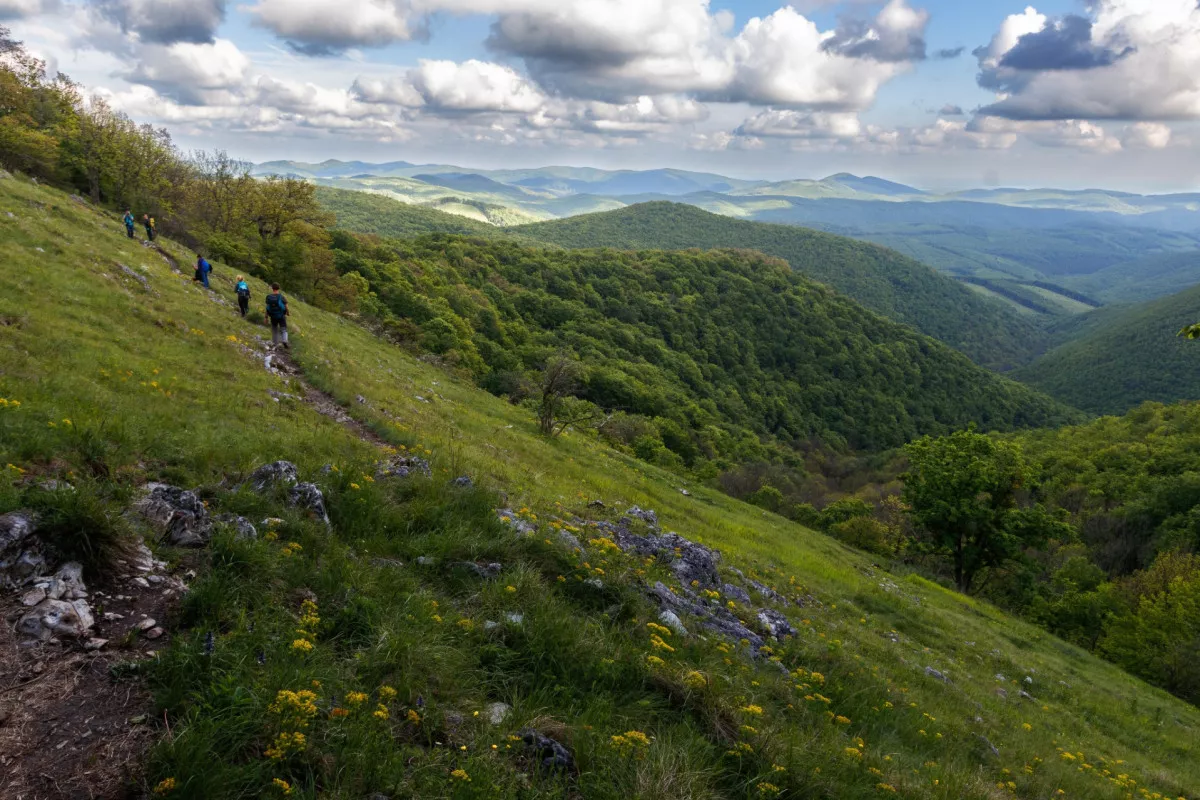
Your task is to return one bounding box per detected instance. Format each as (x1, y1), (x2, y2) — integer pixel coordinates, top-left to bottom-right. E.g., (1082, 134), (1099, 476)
(977, 0), (1200, 121)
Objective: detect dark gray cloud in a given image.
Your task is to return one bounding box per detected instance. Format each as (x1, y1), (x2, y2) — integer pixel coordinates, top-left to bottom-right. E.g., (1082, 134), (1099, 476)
(96, 0), (225, 45)
(0, 0), (59, 21)
(998, 15), (1133, 72)
(935, 47), (964, 59)
(938, 104), (964, 116)
(822, 13), (927, 63)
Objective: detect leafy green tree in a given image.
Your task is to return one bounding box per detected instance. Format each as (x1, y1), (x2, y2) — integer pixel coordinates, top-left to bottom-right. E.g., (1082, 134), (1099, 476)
(747, 485), (784, 513)
(1102, 567), (1200, 703)
(902, 429), (1060, 594)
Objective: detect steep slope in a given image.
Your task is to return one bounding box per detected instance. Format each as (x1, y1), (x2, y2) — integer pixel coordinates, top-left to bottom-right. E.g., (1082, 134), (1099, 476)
(516, 202), (1047, 371)
(3, 175), (1200, 800)
(1012, 283), (1200, 414)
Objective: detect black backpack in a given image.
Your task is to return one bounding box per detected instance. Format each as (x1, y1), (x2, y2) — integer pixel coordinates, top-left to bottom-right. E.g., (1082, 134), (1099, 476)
(266, 293), (286, 319)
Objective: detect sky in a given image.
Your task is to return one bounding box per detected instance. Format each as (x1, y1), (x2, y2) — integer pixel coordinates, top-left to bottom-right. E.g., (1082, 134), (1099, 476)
(3, 0), (1199, 191)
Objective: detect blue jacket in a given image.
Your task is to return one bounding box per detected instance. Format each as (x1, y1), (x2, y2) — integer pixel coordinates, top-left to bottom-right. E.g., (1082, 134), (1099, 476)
(197, 258), (211, 274)
(123, 213), (134, 227)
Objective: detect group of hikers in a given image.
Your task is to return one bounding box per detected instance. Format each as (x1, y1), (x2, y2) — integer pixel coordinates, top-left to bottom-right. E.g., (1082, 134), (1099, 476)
(123, 209), (155, 241)
(195, 257), (290, 348)
(121, 212), (289, 349)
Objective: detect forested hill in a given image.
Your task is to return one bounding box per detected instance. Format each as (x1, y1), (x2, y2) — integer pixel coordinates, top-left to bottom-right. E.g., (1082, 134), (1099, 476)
(335, 233), (1080, 454)
(1013, 282), (1200, 414)
(515, 202), (1047, 371)
(315, 185), (500, 237)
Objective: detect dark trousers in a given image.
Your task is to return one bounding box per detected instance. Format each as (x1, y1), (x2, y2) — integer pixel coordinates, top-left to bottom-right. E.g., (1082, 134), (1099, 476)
(125, 225), (134, 238)
(145, 226), (154, 241)
(238, 295), (249, 317)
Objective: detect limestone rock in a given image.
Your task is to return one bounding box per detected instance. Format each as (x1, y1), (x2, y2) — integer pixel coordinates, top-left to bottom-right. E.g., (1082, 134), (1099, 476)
(136, 483), (211, 547)
(457, 562), (502, 579)
(625, 507), (659, 528)
(925, 666), (951, 684)
(497, 510), (537, 536)
(658, 610), (689, 637)
(485, 702), (511, 726)
(18, 599), (95, 640)
(722, 583), (752, 605)
(248, 461), (298, 492)
(757, 608), (796, 639)
(288, 483), (329, 525)
(376, 455), (431, 480)
(0, 510), (38, 553)
(520, 729), (573, 772)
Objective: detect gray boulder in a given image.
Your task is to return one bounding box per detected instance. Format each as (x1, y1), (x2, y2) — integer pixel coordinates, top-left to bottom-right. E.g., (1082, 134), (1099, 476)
(136, 483), (212, 547)
(18, 598), (95, 641)
(376, 455), (431, 480)
(457, 561), (502, 579)
(925, 666), (951, 684)
(248, 461), (298, 492)
(520, 729), (574, 772)
(497, 510), (537, 536)
(625, 507), (659, 528)
(215, 514), (257, 540)
(288, 482), (329, 525)
(757, 608), (796, 639)
(658, 610), (689, 637)
(722, 583), (752, 605)
(485, 702), (512, 726)
(0, 510), (38, 552)
(29, 562), (88, 601)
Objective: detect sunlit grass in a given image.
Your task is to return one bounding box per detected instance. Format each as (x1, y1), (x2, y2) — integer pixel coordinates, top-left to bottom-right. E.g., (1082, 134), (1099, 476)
(2, 175), (1198, 799)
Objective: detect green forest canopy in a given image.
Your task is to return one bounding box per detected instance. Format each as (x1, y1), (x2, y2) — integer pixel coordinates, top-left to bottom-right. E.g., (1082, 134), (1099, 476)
(333, 232), (1079, 464)
(514, 203), (1049, 371)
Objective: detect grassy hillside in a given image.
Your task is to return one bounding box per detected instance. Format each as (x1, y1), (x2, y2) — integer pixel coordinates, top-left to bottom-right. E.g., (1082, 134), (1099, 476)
(516, 203), (1047, 371)
(5, 175), (1199, 800)
(1013, 284), (1200, 414)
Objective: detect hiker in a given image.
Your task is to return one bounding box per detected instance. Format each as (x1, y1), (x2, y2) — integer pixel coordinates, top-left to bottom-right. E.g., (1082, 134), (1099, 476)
(123, 210), (135, 239)
(143, 214), (155, 241)
(235, 275), (251, 318)
(194, 255), (212, 289)
(265, 283), (289, 349)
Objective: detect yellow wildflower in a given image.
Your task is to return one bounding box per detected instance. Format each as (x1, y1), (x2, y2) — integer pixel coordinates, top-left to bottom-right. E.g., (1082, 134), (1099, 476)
(291, 638), (314, 653)
(450, 769), (471, 782)
(272, 778), (293, 796)
(345, 692), (368, 707)
(153, 777), (177, 795)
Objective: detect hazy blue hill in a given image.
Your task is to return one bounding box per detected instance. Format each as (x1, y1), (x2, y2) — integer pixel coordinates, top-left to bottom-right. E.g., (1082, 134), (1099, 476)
(515, 201), (1047, 370)
(1012, 283), (1200, 413)
(1072, 250), (1200, 304)
(412, 172), (549, 200)
(824, 173), (926, 197)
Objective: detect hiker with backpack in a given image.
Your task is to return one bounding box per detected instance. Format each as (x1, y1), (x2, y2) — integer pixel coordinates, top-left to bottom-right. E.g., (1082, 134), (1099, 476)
(235, 275), (251, 318)
(194, 255), (212, 289)
(265, 283), (289, 349)
(143, 214), (156, 241)
(123, 210), (135, 239)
